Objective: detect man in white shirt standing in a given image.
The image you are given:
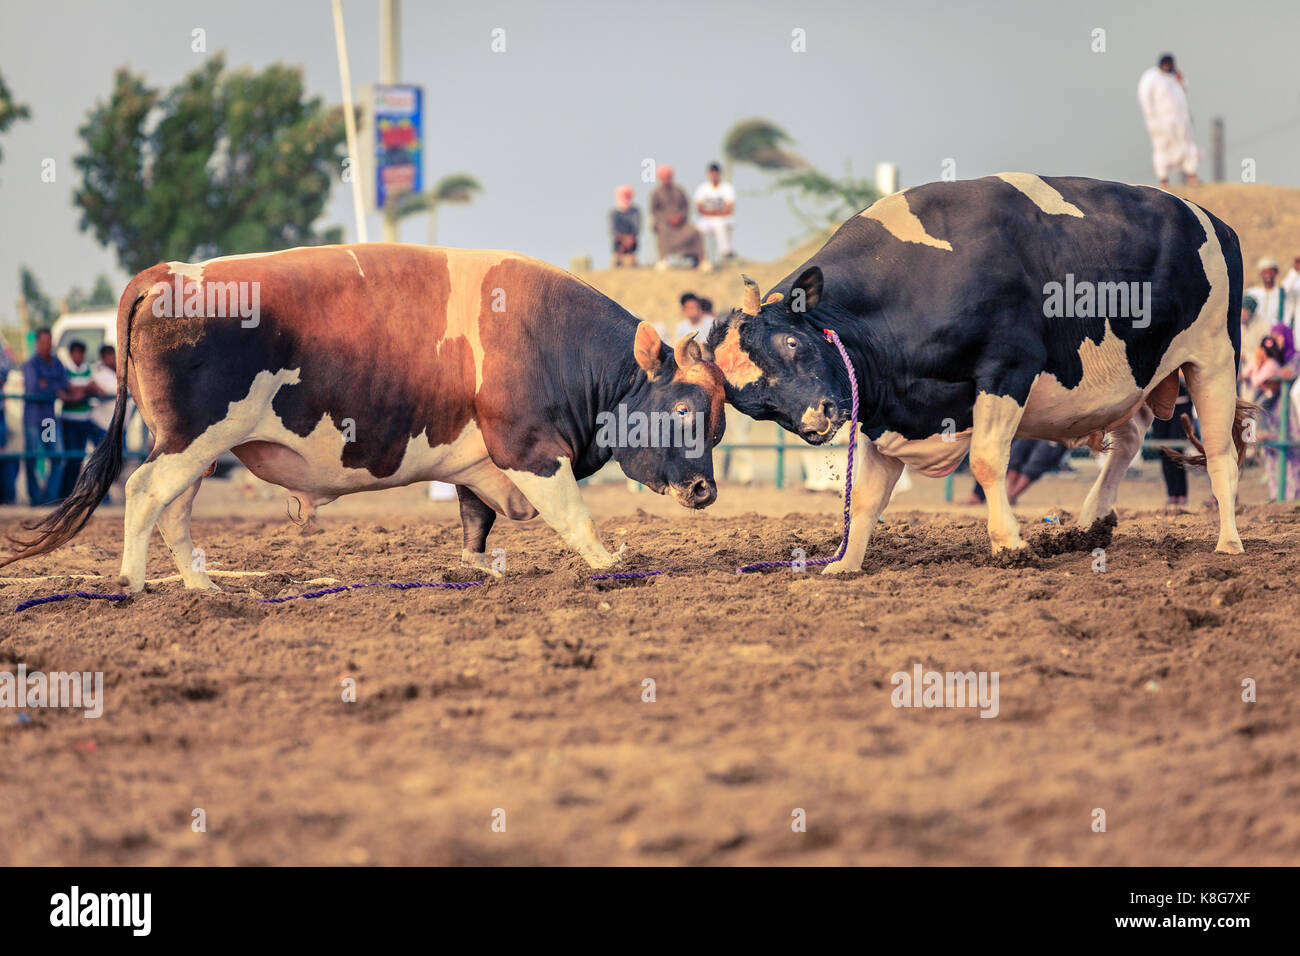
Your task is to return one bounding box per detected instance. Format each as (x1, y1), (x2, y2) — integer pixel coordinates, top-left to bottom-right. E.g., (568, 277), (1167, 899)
(1282, 255), (1300, 327)
(694, 163), (736, 264)
(1137, 53), (1201, 187)
(1246, 257), (1292, 339)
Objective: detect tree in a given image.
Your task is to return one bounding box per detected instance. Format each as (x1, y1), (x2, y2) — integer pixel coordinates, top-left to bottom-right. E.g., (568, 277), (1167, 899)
(723, 118), (879, 232)
(722, 118), (809, 176)
(0, 68), (31, 164)
(65, 275), (118, 312)
(773, 166), (881, 230)
(73, 54), (347, 275)
(389, 173), (483, 246)
(19, 267), (58, 331)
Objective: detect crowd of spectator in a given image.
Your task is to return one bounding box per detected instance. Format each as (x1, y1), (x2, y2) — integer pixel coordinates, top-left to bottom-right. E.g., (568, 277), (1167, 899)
(0, 328), (122, 506)
(1240, 255), (1300, 500)
(609, 162), (737, 270)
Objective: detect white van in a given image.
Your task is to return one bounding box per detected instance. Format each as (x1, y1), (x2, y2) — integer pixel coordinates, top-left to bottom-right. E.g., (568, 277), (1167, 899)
(50, 308), (117, 367)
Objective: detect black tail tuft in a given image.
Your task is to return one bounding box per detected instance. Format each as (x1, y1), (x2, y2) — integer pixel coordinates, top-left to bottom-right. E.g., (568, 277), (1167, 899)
(0, 292), (142, 569)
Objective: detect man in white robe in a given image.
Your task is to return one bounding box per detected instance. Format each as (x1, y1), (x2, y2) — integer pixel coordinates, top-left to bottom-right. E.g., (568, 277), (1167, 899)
(1137, 53), (1201, 187)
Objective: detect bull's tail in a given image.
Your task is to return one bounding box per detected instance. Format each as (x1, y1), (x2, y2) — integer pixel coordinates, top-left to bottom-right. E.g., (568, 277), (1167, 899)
(1160, 399), (1258, 470)
(0, 290), (143, 568)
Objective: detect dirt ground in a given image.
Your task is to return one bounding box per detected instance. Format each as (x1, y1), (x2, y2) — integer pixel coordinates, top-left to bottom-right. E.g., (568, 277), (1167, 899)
(1, 464), (1297, 866)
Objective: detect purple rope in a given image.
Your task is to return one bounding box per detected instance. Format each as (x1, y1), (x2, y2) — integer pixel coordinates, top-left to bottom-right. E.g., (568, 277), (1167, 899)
(738, 328), (859, 574)
(12, 330), (860, 610)
(259, 579), (487, 604)
(14, 590), (129, 613)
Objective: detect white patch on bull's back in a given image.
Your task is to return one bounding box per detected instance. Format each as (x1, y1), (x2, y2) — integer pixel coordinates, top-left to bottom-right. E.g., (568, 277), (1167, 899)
(165, 247), (310, 284)
(857, 191), (953, 250)
(993, 172), (1084, 217)
(872, 429), (972, 477)
(347, 249), (365, 277)
(443, 248), (519, 390)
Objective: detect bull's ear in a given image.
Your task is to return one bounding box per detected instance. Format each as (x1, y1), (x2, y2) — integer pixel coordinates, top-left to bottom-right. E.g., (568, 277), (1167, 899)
(634, 321), (664, 380)
(791, 266), (823, 313)
(673, 332), (703, 370)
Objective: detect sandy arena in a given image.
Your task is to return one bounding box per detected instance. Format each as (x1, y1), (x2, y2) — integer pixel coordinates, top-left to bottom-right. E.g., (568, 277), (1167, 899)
(2, 462), (1297, 866)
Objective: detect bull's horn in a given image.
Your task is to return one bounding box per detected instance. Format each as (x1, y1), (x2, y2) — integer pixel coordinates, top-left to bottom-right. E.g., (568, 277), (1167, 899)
(740, 274), (761, 316)
(674, 332), (702, 370)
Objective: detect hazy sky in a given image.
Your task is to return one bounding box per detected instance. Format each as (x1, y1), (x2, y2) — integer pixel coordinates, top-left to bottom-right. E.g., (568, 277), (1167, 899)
(2, 0), (1298, 325)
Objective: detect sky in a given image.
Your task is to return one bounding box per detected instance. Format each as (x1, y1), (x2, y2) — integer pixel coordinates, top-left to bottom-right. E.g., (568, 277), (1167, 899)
(1, 0), (1298, 326)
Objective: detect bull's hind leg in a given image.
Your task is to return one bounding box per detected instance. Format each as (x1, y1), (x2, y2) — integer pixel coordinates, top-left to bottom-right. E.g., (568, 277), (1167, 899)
(1079, 405), (1154, 527)
(823, 438), (904, 575)
(156, 478), (219, 591)
(456, 485), (501, 577)
(1183, 362), (1244, 553)
(970, 391), (1029, 553)
(119, 450), (220, 592)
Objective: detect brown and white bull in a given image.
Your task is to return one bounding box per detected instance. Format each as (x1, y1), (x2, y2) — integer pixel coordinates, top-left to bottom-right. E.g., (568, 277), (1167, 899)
(3, 244), (726, 590)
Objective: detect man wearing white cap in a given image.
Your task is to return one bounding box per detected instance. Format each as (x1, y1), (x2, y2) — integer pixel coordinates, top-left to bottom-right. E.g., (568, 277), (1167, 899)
(1245, 257), (1293, 344)
(1137, 53), (1201, 187)
(1283, 255), (1300, 324)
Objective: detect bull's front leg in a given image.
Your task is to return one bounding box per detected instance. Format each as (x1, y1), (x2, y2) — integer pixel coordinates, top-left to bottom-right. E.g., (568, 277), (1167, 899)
(503, 459), (625, 569)
(822, 437), (904, 574)
(969, 390), (1029, 553)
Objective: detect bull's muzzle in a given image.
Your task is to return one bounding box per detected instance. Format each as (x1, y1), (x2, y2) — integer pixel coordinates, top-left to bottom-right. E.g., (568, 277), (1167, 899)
(671, 476), (717, 510)
(798, 399), (847, 444)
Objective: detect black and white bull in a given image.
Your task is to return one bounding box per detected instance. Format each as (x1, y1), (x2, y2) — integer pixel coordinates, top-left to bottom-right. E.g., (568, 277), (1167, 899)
(705, 173), (1250, 572)
(3, 244), (727, 590)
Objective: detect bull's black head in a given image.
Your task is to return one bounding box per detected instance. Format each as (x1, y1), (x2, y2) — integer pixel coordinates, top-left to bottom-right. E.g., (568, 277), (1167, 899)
(704, 267), (851, 444)
(606, 323), (726, 509)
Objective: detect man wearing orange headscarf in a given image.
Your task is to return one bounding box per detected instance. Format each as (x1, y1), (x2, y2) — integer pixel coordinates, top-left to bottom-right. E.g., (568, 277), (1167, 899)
(649, 165), (706, 270)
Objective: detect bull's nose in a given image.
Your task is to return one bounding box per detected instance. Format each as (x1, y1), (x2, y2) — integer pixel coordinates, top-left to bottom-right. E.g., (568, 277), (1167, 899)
(690, 477), (717, 507)
(819, 399), (840, 423)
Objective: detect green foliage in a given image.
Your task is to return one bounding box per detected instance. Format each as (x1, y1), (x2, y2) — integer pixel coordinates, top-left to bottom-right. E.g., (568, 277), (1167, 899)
(722, 118), (808, 171)
(723, 117), (879, 233)
(774, 167), (881, 227)
(65, 275), (118, 312)
(73, 54), (347, 275)
(389, 173), (483, 220)
(0, 68), (32, 163)
(19, 267), (58, 330)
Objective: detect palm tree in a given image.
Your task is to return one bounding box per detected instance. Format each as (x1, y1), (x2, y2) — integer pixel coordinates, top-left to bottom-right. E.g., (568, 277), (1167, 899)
(388, 173), (484, 246)
(722, 118), (809, 178)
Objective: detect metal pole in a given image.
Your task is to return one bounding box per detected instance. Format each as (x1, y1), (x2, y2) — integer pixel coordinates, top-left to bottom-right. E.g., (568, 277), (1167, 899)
(380, 0), (400, 242)
(331, 0), (368, 243)
(1278, 384), (1291, 501)
(1210, 117), (1225, 183)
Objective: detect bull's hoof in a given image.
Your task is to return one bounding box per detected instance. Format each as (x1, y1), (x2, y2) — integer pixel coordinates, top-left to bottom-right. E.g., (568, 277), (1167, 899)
(461, 549), (504, 578)
(1215, 538), (1244, 555)
(118, 573), (146, 594)
(989, 538), (1029, 555)
(587, 543), (627, 570)
(183, 576), (223, 592)
(821, 558), (862, 575)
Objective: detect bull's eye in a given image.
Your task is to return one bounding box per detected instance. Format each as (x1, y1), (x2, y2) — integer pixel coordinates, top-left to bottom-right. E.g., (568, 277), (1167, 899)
(674, 401), (690, 417)
(784, 335), (798, 352)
